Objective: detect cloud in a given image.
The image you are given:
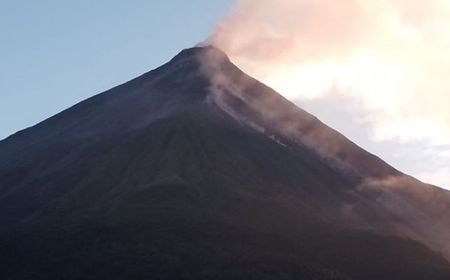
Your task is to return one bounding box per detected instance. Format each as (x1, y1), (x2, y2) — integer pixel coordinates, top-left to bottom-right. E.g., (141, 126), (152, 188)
(417, 167), (450, 189)
(210, 0), (450, 145)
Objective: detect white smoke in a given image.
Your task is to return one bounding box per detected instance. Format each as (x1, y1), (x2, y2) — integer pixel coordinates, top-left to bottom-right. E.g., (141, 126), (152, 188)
(210, 0), (450, 188)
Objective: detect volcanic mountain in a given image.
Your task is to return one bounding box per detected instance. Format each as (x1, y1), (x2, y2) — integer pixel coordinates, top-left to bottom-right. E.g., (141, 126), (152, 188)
(1, 46), (450, 279)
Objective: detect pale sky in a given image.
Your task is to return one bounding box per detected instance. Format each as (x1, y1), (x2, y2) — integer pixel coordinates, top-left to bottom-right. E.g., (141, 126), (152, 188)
(0, 0), (233, 139)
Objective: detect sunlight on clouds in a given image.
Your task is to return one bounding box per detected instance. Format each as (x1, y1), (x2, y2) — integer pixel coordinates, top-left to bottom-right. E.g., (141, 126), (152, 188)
(211, 0), (450, 144)
(211, 0), (450, 188)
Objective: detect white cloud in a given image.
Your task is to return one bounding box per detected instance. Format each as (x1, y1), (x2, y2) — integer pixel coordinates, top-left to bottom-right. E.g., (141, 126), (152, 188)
(417, 167), (450, 189)
(211, 0), (450, 144)
(210, 0), (450, 188)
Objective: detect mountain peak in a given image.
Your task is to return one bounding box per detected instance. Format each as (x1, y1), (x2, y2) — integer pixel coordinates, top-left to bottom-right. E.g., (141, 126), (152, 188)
(161, 45), (231, 78)
(170, 45), (230, 64)
(1, 44), (450, 278)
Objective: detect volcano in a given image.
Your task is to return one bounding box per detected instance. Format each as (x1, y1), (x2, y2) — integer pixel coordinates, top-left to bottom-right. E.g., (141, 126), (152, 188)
(1, 46), (450, 279)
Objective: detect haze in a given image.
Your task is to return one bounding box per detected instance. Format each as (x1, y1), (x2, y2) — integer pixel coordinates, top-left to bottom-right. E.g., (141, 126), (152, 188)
(211, 0), (450, 188)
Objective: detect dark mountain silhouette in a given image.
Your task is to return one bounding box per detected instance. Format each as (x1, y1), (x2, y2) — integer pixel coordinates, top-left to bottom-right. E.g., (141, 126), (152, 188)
(1, 46), (450, 279)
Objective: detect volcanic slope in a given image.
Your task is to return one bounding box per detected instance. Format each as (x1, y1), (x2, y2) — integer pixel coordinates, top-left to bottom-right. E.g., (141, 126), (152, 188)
(1, 46), (450, 279)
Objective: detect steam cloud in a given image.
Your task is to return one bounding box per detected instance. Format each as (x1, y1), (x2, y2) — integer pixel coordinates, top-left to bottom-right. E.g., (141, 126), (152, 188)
(209, 0), (450, 187)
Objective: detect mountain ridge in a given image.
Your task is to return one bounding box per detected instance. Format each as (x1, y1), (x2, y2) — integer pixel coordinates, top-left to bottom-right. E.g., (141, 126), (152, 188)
(1, 46), (450, 279)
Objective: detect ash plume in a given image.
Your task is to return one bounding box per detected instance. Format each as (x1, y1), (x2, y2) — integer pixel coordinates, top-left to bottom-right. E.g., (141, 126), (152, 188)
(208, 0), (450, 187)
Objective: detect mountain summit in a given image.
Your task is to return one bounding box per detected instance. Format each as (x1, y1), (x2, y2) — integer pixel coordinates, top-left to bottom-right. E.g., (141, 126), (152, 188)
(1, 46), (450, 279)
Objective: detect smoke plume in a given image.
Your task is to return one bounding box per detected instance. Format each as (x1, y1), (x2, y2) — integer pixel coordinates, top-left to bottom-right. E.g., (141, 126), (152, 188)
(209, 0), (450, 187)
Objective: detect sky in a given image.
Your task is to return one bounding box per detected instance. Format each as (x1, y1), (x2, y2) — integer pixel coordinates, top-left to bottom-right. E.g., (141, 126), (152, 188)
(0, 0), (233, 139)
(1, 1), (448, 189)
